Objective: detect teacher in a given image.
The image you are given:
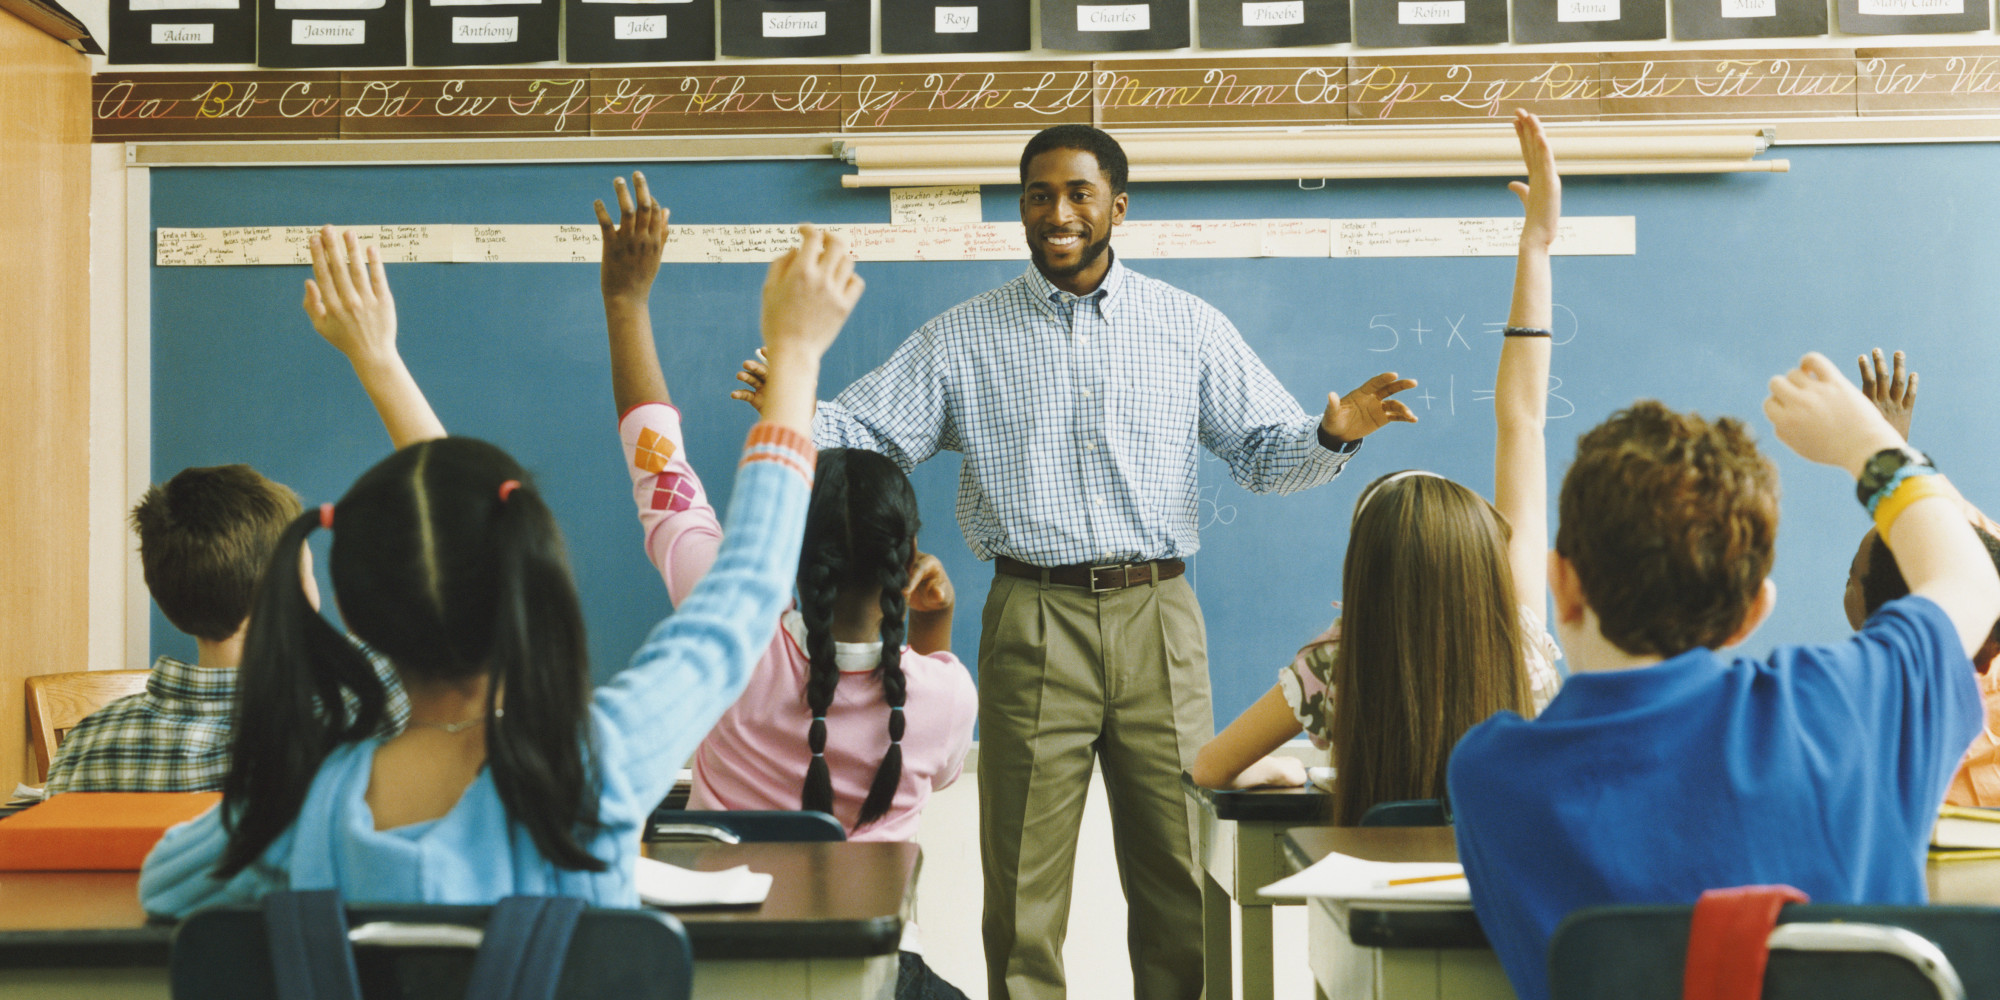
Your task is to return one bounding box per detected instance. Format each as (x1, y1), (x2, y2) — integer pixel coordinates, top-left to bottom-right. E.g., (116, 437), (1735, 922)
(735, 125), (1416, 1000)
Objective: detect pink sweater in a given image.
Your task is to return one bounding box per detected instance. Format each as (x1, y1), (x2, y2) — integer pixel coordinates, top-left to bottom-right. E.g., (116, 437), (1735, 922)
(622, 404), (977, 842)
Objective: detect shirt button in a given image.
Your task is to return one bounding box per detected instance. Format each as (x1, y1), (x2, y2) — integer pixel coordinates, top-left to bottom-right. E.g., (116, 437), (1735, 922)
(1081, 390), (1092, 399)
(1084, 443), (1096, 452)
(1091, 497), (1102, 505)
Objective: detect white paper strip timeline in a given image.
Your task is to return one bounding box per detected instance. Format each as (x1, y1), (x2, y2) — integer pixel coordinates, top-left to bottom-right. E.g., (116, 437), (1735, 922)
(155, 217), (1636, 266)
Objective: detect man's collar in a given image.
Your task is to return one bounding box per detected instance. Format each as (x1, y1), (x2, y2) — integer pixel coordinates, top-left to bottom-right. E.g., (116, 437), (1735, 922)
(147, 654), (236, 705)
(1022, 250), (1126, 319)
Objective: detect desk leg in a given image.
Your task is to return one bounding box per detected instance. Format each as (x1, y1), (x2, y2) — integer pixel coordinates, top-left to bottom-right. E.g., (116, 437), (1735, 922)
(1239, 904), (1274, 1000)
(1203, 869), (1232, 1000)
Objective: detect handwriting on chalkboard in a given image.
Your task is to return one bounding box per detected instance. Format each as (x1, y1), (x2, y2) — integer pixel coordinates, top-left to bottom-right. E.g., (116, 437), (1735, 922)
(1356, 308), (1580, 419)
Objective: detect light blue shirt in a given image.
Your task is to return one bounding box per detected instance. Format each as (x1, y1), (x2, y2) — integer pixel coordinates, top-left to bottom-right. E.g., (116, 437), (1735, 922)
(138, 451), (812, 918)
(813, 256), (1354, 567)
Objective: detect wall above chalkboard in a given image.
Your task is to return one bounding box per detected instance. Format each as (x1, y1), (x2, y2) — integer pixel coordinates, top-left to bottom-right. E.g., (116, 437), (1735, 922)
(92, 48), (2000, 143)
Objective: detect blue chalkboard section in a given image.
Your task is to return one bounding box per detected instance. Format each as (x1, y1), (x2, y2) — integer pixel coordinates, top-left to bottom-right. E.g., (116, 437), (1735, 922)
(151, 146), (2000, 728)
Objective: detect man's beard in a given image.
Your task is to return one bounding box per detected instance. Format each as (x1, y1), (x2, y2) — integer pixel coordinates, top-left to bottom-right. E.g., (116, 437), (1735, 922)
(1029, 230), (1113, 280)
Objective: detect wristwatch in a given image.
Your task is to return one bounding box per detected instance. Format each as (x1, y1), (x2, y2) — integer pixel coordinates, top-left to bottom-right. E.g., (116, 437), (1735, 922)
(1856, 445), (1934, 507)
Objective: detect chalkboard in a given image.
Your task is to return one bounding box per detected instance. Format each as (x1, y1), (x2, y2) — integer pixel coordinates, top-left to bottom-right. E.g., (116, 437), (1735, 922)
(150, 145), (2000, 729)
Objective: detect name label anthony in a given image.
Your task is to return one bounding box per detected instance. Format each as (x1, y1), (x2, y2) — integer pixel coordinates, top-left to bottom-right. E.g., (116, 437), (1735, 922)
(291, 18), (365, 42)
(1858, 0), (1964, 13)
(934, 4), (978, 31)
(1078, 3), (1151, 30)
(1398, 0), (1464, 22)
(614, 12), (666, 35)
(762, 10), (827, 35)
(1719, 0), (1775, 16)
(452, 15), (516, 40)
(1241, 0), (1305, 24)
(150, 22), (214, 41)
(1557, 0), (1619, 20)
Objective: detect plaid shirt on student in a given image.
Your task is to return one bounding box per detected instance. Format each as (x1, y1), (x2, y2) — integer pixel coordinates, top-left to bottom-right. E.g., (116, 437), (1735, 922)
(42, 656), (234, 795)
(814, 255), (1356, 567)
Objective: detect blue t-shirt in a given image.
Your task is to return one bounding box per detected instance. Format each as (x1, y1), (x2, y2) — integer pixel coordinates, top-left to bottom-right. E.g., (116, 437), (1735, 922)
(1448, 595), (1981, 1000)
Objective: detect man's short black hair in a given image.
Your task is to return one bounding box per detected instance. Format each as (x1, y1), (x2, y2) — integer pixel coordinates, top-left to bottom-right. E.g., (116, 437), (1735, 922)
(1862, 522), (2000, 646)
(1019, 125), (1129, 196)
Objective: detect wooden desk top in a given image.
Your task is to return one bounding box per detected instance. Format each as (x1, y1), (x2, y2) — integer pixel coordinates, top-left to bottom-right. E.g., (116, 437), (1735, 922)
(0, 840), (917, 968)
(1181, 771), (1330, 823)
(1282, 826), (1489, 950)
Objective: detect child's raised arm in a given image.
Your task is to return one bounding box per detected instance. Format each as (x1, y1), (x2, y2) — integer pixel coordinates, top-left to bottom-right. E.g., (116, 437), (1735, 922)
(759, 224), (863, 434)
(595, 172), (672, 415)
(304, 226), (446, 449)
(1494, 110), (1559, 615)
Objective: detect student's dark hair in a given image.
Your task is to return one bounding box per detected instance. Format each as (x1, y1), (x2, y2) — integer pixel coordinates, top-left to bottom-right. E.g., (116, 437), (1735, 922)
(1019, 124), (1129, 196)
(1857, 523), (2000, 647)
(795, 449), (920, 830)
(1556, 401), (1780, 657)
(132, 464), (301, 642)
(216, 437), (602, 879)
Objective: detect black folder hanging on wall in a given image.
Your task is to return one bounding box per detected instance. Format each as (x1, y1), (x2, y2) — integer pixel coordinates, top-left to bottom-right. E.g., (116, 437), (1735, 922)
(257, 0), (407, 66)
(412, 0), (558, 64)
(880, 0), (1031, 53)
(720, 0), (870, 56)
(566, 0), (715, 61)
(110, 0), (255, 63)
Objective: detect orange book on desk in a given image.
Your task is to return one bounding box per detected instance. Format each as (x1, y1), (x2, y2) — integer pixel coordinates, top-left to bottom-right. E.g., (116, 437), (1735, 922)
(0, 792), (220, 871)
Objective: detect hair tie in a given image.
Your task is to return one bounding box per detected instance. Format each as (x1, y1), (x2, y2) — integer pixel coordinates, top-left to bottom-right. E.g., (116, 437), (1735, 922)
(318, 503), (335, 530)
(497, 479), (521, 502)
(891, 705), (904, 712)
(1353, 470), (1445, 520)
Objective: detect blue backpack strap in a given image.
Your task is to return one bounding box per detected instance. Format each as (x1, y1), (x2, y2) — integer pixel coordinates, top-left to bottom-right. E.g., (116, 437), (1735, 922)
(261, 890), (365, 1000)
(463, 896), (588, 1000)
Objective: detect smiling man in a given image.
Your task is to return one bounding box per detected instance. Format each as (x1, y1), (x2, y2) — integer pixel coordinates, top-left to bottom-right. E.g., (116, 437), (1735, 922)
(735, 124), (1416, 1000)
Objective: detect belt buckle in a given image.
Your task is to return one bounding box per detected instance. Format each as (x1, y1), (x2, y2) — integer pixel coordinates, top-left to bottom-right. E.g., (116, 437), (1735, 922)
(1088, 563), (1130, 594)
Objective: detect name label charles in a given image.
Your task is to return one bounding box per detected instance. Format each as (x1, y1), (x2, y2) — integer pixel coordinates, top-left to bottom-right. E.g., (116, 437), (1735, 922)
(1078, 3), (1151, 30)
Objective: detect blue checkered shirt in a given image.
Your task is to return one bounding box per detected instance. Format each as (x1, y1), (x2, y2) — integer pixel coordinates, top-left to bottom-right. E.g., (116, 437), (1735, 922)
(814, 256), (1356, 566)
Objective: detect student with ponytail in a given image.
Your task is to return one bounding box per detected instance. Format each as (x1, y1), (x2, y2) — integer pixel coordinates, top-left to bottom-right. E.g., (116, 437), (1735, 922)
(597, 173), (975, 844)
(138, 211), (853, 917)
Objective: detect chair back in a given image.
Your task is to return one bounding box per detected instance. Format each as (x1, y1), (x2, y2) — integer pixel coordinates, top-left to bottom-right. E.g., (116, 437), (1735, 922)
(172, 896), (692, 1000)
(1550, 904), (2000, 1000)
(646, 809), (845, 844)
(25, 670), (151, 783)
(1357, 798), (1449, 827)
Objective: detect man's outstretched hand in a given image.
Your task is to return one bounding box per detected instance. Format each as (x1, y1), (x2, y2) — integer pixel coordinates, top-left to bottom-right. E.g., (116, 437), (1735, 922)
(1322, 372), (1420, 444)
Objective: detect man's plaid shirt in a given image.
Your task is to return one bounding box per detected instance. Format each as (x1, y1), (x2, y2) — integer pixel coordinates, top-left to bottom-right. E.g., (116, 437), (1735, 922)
(42, 655), (232, 794)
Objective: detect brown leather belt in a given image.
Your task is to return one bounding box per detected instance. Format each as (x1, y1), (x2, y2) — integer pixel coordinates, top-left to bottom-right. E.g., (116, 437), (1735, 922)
(995, 556), (1186, 593)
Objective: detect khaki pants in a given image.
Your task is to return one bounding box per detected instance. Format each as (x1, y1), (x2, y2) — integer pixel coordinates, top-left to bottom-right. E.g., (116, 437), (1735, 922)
(978, 571), (1213, 1000)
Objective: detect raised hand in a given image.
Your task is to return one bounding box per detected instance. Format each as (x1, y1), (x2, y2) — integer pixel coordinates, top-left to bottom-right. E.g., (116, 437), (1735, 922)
(729, 348), (769, 415)
(304, 225), (398, 368)
(1764, 352), (1903, 475)
(1509, 110), (1561, 252)
(1856, 348), (1917, 441)
(1322, 372), (1420, 444)
(905, 551), (955, 615)
(762, 225), (863, 366)
(594, 171), (669, 307)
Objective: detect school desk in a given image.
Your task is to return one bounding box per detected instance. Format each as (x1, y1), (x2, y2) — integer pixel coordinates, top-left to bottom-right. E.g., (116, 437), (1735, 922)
(1281, 826), (1514, 1000)
(1182, 770), (1333, 1000)
(0, 840), (916, 1000)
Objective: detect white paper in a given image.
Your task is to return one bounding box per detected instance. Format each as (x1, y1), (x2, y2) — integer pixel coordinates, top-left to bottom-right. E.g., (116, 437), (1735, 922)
(1859, 0), (1962, 13)
(9, 784), (46, 804)
(150, 22), (214, 41)
(762, 10), (825, 35)
(890, 186), (982, 224)
(1259, 850), (1468, 903)
(614, 13), (666, 36)
(452, 15), (517, 40)
(276, 0), (382, 8)
(1398, 0), (1465, 22)
(1558, 0), (1619, 19)
(1261, 218), (1332, 257)
(934, 4), (979, 31)
(1242, 0), (1305, 25)
(432, 0), (538, 6)
(636, 857), (773, 907)
(1719, 0), (1774, 17)
(1077, 3), (1150, 30)
(129, 0), (238, 9)
(1334, 216), (1634, 257)
(291, 18), (365, 41)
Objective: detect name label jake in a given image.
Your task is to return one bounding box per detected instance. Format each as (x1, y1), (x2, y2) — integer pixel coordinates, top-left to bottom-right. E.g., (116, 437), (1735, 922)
(934, 4), (978, 31)
(291, 18), (366, 43)
(614, 12), (666, 36)
(1241, 0), (1305, 24)
(1078, 3), (1150, 30)
(762, 10), (827, 35)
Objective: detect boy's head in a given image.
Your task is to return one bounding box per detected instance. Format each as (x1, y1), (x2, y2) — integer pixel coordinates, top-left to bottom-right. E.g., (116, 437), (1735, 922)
(132, 464), (301, 642)
(1554, 401), (1780, 658)
(1845, 523), (2000, 663)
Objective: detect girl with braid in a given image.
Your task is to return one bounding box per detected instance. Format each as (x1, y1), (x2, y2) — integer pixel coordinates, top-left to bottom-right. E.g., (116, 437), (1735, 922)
(598, 174), (976, 845)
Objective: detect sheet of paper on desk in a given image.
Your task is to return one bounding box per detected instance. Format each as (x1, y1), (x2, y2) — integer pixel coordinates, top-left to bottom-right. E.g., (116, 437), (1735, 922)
(8, 784), (46, 805)
(1258, 850), (1468, 904)
(636, 856), (773, 907)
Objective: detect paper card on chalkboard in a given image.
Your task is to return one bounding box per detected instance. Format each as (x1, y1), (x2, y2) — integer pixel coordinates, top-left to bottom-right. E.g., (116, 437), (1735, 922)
(566, 0), (712, 60)
(413, 0), (557, 64)
(1837, 0), (1988, 34)
(1352, 0), (1506, 47)
(880, 0), (1031, 53)
(1672, 0), (1825, 39)
(111, 0), (255, 62)
(258, 0), (405, 65)
(1040, 0), (1191, 51)
(1196, 0), (1348, 48)
(1513, 0), (1661, 42)
(720, 0), (870, 56)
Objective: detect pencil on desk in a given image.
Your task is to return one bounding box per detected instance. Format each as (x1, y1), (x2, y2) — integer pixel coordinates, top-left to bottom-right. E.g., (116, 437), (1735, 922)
(1385, 872), (1466, 887)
